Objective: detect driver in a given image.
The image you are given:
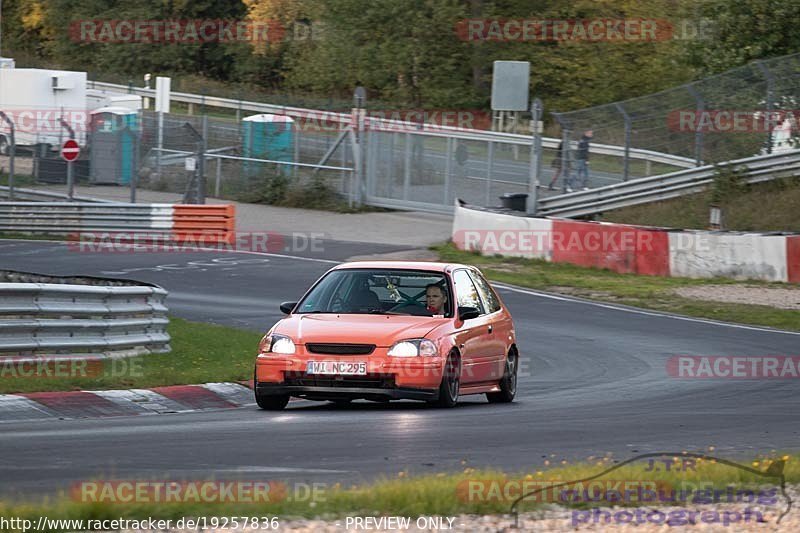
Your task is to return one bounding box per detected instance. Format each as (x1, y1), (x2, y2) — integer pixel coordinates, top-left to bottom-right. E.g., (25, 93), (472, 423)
(425, 284), (448, 315)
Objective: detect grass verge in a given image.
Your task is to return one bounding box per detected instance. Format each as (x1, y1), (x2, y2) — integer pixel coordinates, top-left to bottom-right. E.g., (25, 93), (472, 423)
(1, 452), (796, 528)
(434, 244), (800, 332)
(0, 317), (262, 394)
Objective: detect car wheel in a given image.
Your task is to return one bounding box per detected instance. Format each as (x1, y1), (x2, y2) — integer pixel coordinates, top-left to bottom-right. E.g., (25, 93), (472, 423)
(255, 393), (290, 410)
(0, 136), (8, 156)
(433, 351), (460, 408)
(330, 398), (352, 406)
(487, 349), (518, 404)
(253, 367), (290, 410)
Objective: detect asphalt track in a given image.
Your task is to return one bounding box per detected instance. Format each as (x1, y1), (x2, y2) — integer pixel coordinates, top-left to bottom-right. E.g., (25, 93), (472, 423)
(1, 239), (799, 502)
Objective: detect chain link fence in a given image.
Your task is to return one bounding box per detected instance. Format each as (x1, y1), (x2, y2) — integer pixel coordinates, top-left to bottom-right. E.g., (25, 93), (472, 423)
(550, 53), (800, 192)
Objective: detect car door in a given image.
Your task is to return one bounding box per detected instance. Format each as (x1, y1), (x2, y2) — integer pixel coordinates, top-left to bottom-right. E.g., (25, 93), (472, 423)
(468, 268), (511, 382)
(451, 269), (494, 385)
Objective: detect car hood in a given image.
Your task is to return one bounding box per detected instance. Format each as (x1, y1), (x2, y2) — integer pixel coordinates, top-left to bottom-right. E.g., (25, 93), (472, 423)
(272, 314), (450, 347)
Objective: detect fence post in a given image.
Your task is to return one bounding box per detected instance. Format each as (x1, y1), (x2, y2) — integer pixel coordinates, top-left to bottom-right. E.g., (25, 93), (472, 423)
(0, 112), (15, 200)
(198, 115), (207, 204)
(615, 102), (632, 181)
(444, 136), (453, 205)
(486, 141), (494, 206)
(755, 61), (775, 154)
(527, 98), (543, 214)
(686, 84), (704, 165)
(403, 132), (411, 200)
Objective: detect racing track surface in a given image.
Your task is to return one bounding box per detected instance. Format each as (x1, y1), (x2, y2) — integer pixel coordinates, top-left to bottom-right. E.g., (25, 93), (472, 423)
(1, 239), (799, 501)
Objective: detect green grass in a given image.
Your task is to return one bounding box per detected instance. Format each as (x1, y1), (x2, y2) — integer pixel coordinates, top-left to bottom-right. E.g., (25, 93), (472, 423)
(600, 176), (800, 232)
(434, 244), (800, 332)
(0, 318), (262, 394)
(1, 452), (797, 529)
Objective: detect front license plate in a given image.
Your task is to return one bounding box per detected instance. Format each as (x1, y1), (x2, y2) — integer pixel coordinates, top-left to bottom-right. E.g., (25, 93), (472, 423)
(306, 361), (367, 375)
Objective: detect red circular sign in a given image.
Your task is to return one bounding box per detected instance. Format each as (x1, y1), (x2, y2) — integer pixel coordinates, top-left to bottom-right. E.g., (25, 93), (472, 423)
(61, 139), (80, 162)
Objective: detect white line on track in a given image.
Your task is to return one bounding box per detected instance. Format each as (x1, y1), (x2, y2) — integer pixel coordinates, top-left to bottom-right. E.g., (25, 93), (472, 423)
(492, 282), (800, 336)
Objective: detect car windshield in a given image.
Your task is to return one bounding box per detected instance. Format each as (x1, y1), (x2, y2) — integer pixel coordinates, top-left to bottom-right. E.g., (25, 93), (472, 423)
(295, 269), (451, 317)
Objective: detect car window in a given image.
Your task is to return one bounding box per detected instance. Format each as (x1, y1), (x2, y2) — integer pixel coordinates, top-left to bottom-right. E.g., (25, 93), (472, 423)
(453, 269), (485, 314)
(468, 269), (502, 313)
(296, 269), (451, 316)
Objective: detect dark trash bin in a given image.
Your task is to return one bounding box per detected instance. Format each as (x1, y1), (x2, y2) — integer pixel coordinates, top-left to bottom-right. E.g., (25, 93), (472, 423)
(499, 193), (528, 211)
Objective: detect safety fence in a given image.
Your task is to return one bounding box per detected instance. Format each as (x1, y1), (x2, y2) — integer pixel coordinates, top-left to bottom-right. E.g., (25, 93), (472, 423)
(0, 274), (170, 358)
(536, 149), (800, 218)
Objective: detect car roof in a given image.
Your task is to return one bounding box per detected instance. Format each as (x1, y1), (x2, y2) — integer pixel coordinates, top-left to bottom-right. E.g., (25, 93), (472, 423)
(331, 261), (473, 274)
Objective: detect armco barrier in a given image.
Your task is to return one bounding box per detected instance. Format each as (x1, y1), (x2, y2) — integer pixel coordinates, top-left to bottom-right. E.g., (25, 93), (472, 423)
(0, 202), (235, 243)
(453, 203), (798, 283)
(0, 273), (170, 359)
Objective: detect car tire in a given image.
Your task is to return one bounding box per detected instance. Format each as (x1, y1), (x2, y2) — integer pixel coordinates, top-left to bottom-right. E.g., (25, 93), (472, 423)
(330, 398), (352, 406)
(487, 349), (518, 404)
(255, 391), (290, 410)
(432, 350), (460, 408)
(253, 367), (290, 410)
(0, 136), (8, 156)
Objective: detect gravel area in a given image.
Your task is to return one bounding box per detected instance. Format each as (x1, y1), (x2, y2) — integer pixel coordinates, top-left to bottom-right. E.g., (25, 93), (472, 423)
(673, 285), (800, 310)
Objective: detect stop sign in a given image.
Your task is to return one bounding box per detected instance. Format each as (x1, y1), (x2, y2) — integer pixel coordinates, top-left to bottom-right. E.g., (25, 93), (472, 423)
(61, 139), (80, 162)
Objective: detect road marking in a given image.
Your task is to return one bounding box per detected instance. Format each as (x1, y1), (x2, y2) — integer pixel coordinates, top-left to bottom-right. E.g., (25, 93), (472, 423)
(493, 282), (800, 336)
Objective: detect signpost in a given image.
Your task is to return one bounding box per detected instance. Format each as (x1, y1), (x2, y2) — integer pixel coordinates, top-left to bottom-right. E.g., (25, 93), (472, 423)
(61, 139), (80, 200)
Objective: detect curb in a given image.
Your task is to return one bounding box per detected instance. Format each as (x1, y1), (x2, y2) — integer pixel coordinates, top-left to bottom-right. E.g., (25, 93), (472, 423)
(0, 381), (256, 423)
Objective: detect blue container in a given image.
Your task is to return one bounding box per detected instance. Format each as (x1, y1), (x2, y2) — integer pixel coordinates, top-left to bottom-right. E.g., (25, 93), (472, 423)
(241, 114), (294, 176)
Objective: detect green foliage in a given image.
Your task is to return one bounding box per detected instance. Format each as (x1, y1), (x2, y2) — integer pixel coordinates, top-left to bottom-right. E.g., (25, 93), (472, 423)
(710, 164), (748, 203)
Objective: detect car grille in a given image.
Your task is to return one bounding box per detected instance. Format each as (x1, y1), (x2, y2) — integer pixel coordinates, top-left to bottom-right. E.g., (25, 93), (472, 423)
(284, 373), (395, 389)
(306, 343), (376, 355)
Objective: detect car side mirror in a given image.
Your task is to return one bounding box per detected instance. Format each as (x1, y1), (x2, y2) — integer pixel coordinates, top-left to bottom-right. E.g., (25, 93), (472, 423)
(279, 301), (298, 314)
(458, 306), (480, 321)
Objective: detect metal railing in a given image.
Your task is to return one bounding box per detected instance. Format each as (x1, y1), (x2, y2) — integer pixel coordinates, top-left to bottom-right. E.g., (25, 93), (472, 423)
(0, 202), (174, 233)
(0, 186), (111, 203)
(537, 150), (800, 218)
(0, 278), (169, 358)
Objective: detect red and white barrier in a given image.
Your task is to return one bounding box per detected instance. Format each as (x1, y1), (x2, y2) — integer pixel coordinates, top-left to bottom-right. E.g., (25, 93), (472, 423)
(453, 204), (799, 283)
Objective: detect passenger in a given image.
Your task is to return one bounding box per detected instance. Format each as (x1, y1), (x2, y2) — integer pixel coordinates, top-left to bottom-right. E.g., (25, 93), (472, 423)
(425, 284), (448, 315)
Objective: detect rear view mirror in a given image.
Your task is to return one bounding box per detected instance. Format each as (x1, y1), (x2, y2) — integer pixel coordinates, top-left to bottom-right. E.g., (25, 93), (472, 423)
(279, 301), (298, 314)
(458, 306), (480, 321)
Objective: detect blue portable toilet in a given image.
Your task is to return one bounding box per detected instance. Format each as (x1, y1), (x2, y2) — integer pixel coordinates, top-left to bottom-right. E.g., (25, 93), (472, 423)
(89, 106), (140, 185)
(241, 114), (294, 176)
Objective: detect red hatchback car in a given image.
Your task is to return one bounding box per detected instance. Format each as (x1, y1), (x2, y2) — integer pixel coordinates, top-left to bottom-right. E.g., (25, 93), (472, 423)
(254, 261), (518, 409)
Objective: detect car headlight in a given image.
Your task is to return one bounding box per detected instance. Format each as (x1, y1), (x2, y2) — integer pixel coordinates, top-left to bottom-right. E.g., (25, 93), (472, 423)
(387, 339), (438, 357)
(259, 334), (296, 355)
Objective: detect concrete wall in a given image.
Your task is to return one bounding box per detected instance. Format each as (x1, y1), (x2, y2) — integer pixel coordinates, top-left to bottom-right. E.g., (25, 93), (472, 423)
(452, 204), (798, 283)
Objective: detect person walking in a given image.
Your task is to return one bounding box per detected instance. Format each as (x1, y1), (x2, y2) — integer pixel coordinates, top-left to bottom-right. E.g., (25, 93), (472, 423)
(575, 129), (593, 190)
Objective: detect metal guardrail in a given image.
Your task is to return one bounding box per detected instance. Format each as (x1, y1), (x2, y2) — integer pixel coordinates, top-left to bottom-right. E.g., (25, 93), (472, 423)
(0, 202), (174, 233)
(91, 81), (697, 169)
(0, 186), (112, 203)
(537, 150), (800, 218)
(0, 280), (170, 357)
